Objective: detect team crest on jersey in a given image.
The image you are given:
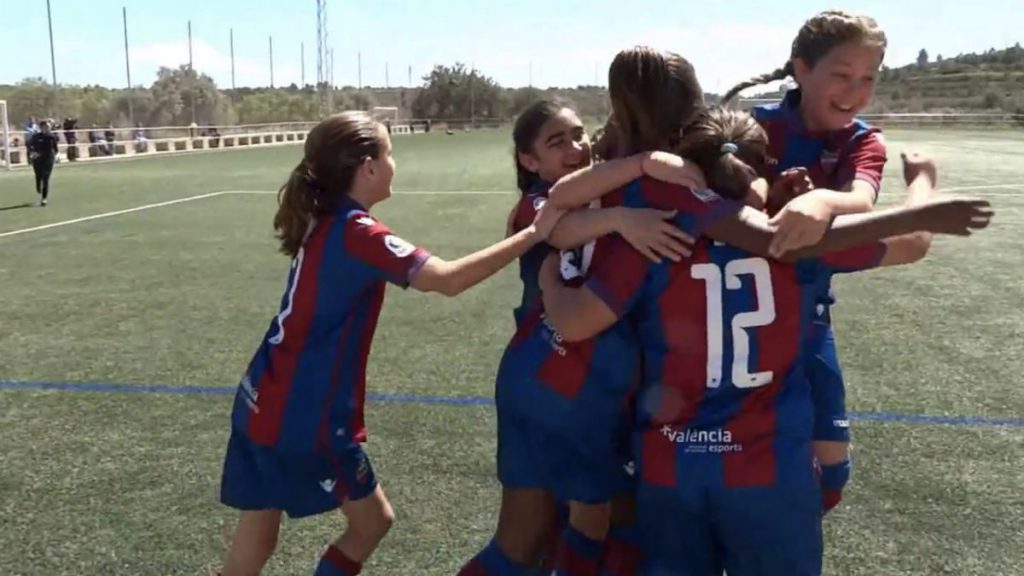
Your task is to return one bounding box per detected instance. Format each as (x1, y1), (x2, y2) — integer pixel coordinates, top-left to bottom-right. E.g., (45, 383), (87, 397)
(691, 188), (720, 203)
(356, 216), (376, 226)
(384, 235), (416, 257)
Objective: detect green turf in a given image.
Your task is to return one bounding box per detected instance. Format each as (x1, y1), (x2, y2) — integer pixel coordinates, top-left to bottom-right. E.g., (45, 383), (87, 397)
(1, 128), (1022, 575)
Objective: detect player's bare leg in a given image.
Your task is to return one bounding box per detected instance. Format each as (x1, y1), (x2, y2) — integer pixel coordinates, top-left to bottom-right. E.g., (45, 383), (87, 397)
(222, 509), (282, 576)
(813, 440), (850, 466)
(568, 501), (610, 541)
(332, 484), (395, 562)
(495, 487), (557, 565)
(814, 440), (852, 513)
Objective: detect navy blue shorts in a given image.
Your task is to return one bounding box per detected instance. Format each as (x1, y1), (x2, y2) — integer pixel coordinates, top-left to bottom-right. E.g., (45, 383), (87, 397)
(497, 409), (633, 504)
(807, 309), (850, 443)
(636, 441), (822, 576)
(220, 428), (378, 519)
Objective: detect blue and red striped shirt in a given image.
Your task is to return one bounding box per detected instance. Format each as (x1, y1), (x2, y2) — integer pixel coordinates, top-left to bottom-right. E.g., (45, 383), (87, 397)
(753, 89), (887, 194)
(580, 178), (886, 488)
(510, 181), (552, 326)
(753, 89), (887, 308)
(231, 197), (431, 452)
(497, 188), (642, 441)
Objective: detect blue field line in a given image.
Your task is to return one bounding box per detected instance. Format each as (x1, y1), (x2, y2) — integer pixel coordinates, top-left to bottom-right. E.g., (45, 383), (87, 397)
(1, 379), (1021, 429)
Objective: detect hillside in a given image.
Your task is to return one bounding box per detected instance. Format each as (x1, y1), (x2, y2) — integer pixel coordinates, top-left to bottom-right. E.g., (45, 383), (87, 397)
(752, 43), (1024, 114)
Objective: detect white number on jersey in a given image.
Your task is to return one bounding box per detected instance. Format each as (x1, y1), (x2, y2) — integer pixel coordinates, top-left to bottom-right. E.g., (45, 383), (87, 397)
(690, 257), (777, 389)
(268, 247), (305, 345)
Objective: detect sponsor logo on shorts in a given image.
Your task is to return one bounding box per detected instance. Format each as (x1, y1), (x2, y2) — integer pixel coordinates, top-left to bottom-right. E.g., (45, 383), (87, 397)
(319, 479), (336, 493)
(239, 374), (259, 413)
(833, 418), (850, 429)
(622, 460), (636, 477)
(661, 425), (743, 453)
(355, 454), (371, 484)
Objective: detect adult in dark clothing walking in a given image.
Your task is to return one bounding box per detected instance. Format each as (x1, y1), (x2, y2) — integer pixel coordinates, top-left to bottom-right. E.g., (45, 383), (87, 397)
(28, 120), (59, 206)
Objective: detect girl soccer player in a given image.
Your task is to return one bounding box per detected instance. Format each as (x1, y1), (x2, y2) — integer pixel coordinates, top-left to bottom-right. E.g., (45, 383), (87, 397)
(722, 10), (891, 509)
(218, 111), (564, 576)
(473, 99), (705, 576)
(536, 97), (991, 576)
(506, 99), (699, 324)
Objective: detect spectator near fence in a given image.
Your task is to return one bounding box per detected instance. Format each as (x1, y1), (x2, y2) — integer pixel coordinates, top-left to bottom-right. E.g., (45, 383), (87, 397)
(63, 118), (79, 161)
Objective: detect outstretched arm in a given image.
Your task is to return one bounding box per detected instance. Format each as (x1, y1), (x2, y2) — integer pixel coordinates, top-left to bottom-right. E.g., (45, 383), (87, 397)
(547, 152), (707, 261)
(866, 151), (941, 267)
(410, 203), (564, 296)
(547, 152), (707, 210)
(546, 155), (645, 210)
(704, 151), (987, 263)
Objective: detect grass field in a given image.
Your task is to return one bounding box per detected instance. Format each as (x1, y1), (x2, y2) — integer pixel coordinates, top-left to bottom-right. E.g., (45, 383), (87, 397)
(1, 127), (1023, 576)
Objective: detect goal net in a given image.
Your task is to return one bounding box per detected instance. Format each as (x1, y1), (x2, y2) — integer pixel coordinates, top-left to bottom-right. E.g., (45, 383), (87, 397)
(1, 100), (11, 171)
(369, 106), (399, 123)
(369, 106), (414, 134)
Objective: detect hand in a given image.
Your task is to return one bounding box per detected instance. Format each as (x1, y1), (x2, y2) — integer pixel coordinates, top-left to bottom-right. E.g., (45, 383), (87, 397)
(530, 200), (566, 241)
(539, 252), (562, 293)
(767, 192), (833, 257)
(766, 168), (813, 211)
(617, 207), (694, 263)
(916, 196), (994, 236)
(901, 151), (937, 189)
(641, 151), (708, 191)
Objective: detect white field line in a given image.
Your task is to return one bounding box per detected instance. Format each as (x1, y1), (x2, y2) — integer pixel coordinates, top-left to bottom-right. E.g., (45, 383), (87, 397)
(935, 183), (1023, 193)
(0, 191), (228, 239)
(222, 189), (512, 195)
(2, 184), (1018, 240)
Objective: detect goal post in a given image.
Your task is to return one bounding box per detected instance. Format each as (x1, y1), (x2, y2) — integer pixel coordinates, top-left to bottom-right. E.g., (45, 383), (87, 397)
(369, 106), (413, 135)
(1, 100), (11, 171)
(369, 106), (399, 124)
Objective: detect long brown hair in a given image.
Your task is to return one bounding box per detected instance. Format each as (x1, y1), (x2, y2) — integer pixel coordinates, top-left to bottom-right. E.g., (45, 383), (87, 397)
(676, 107), (768, 201)
(606, 46), (704, 157)
(721, 10), (887, 104)
(274, 111), (384, 256)
(512, 99), (572, 196)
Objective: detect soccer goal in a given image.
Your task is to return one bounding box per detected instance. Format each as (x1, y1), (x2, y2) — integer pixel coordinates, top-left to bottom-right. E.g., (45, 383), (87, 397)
(369, 106), (399, 124)
(369, 106), (413, 135)
(1, 100), (11, 171)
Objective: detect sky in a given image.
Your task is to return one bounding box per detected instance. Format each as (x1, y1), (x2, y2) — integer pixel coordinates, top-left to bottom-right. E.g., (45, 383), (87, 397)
(3, 0), (1022, 95)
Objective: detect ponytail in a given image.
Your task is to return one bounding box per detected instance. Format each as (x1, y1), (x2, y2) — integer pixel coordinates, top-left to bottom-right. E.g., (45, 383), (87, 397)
(721, 11), (887, 106)
(677, 107), (768, 202)
(274, 159), (320, 257)
(720, 62), (794, 106)
(271, 111), (385, 257)
(591, 116), (620, 161)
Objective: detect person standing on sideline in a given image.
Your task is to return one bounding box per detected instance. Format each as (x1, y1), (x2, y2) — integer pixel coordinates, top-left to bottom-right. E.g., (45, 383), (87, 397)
(28, 120), (59, 206)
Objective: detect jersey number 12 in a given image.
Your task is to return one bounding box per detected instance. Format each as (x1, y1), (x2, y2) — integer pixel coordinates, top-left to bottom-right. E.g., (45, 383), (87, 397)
(690, 257), (777, 390)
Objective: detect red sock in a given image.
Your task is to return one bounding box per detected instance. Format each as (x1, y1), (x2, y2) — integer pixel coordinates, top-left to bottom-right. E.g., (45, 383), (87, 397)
(601, 524), (641, 576)
(314, 546), (362, 576)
